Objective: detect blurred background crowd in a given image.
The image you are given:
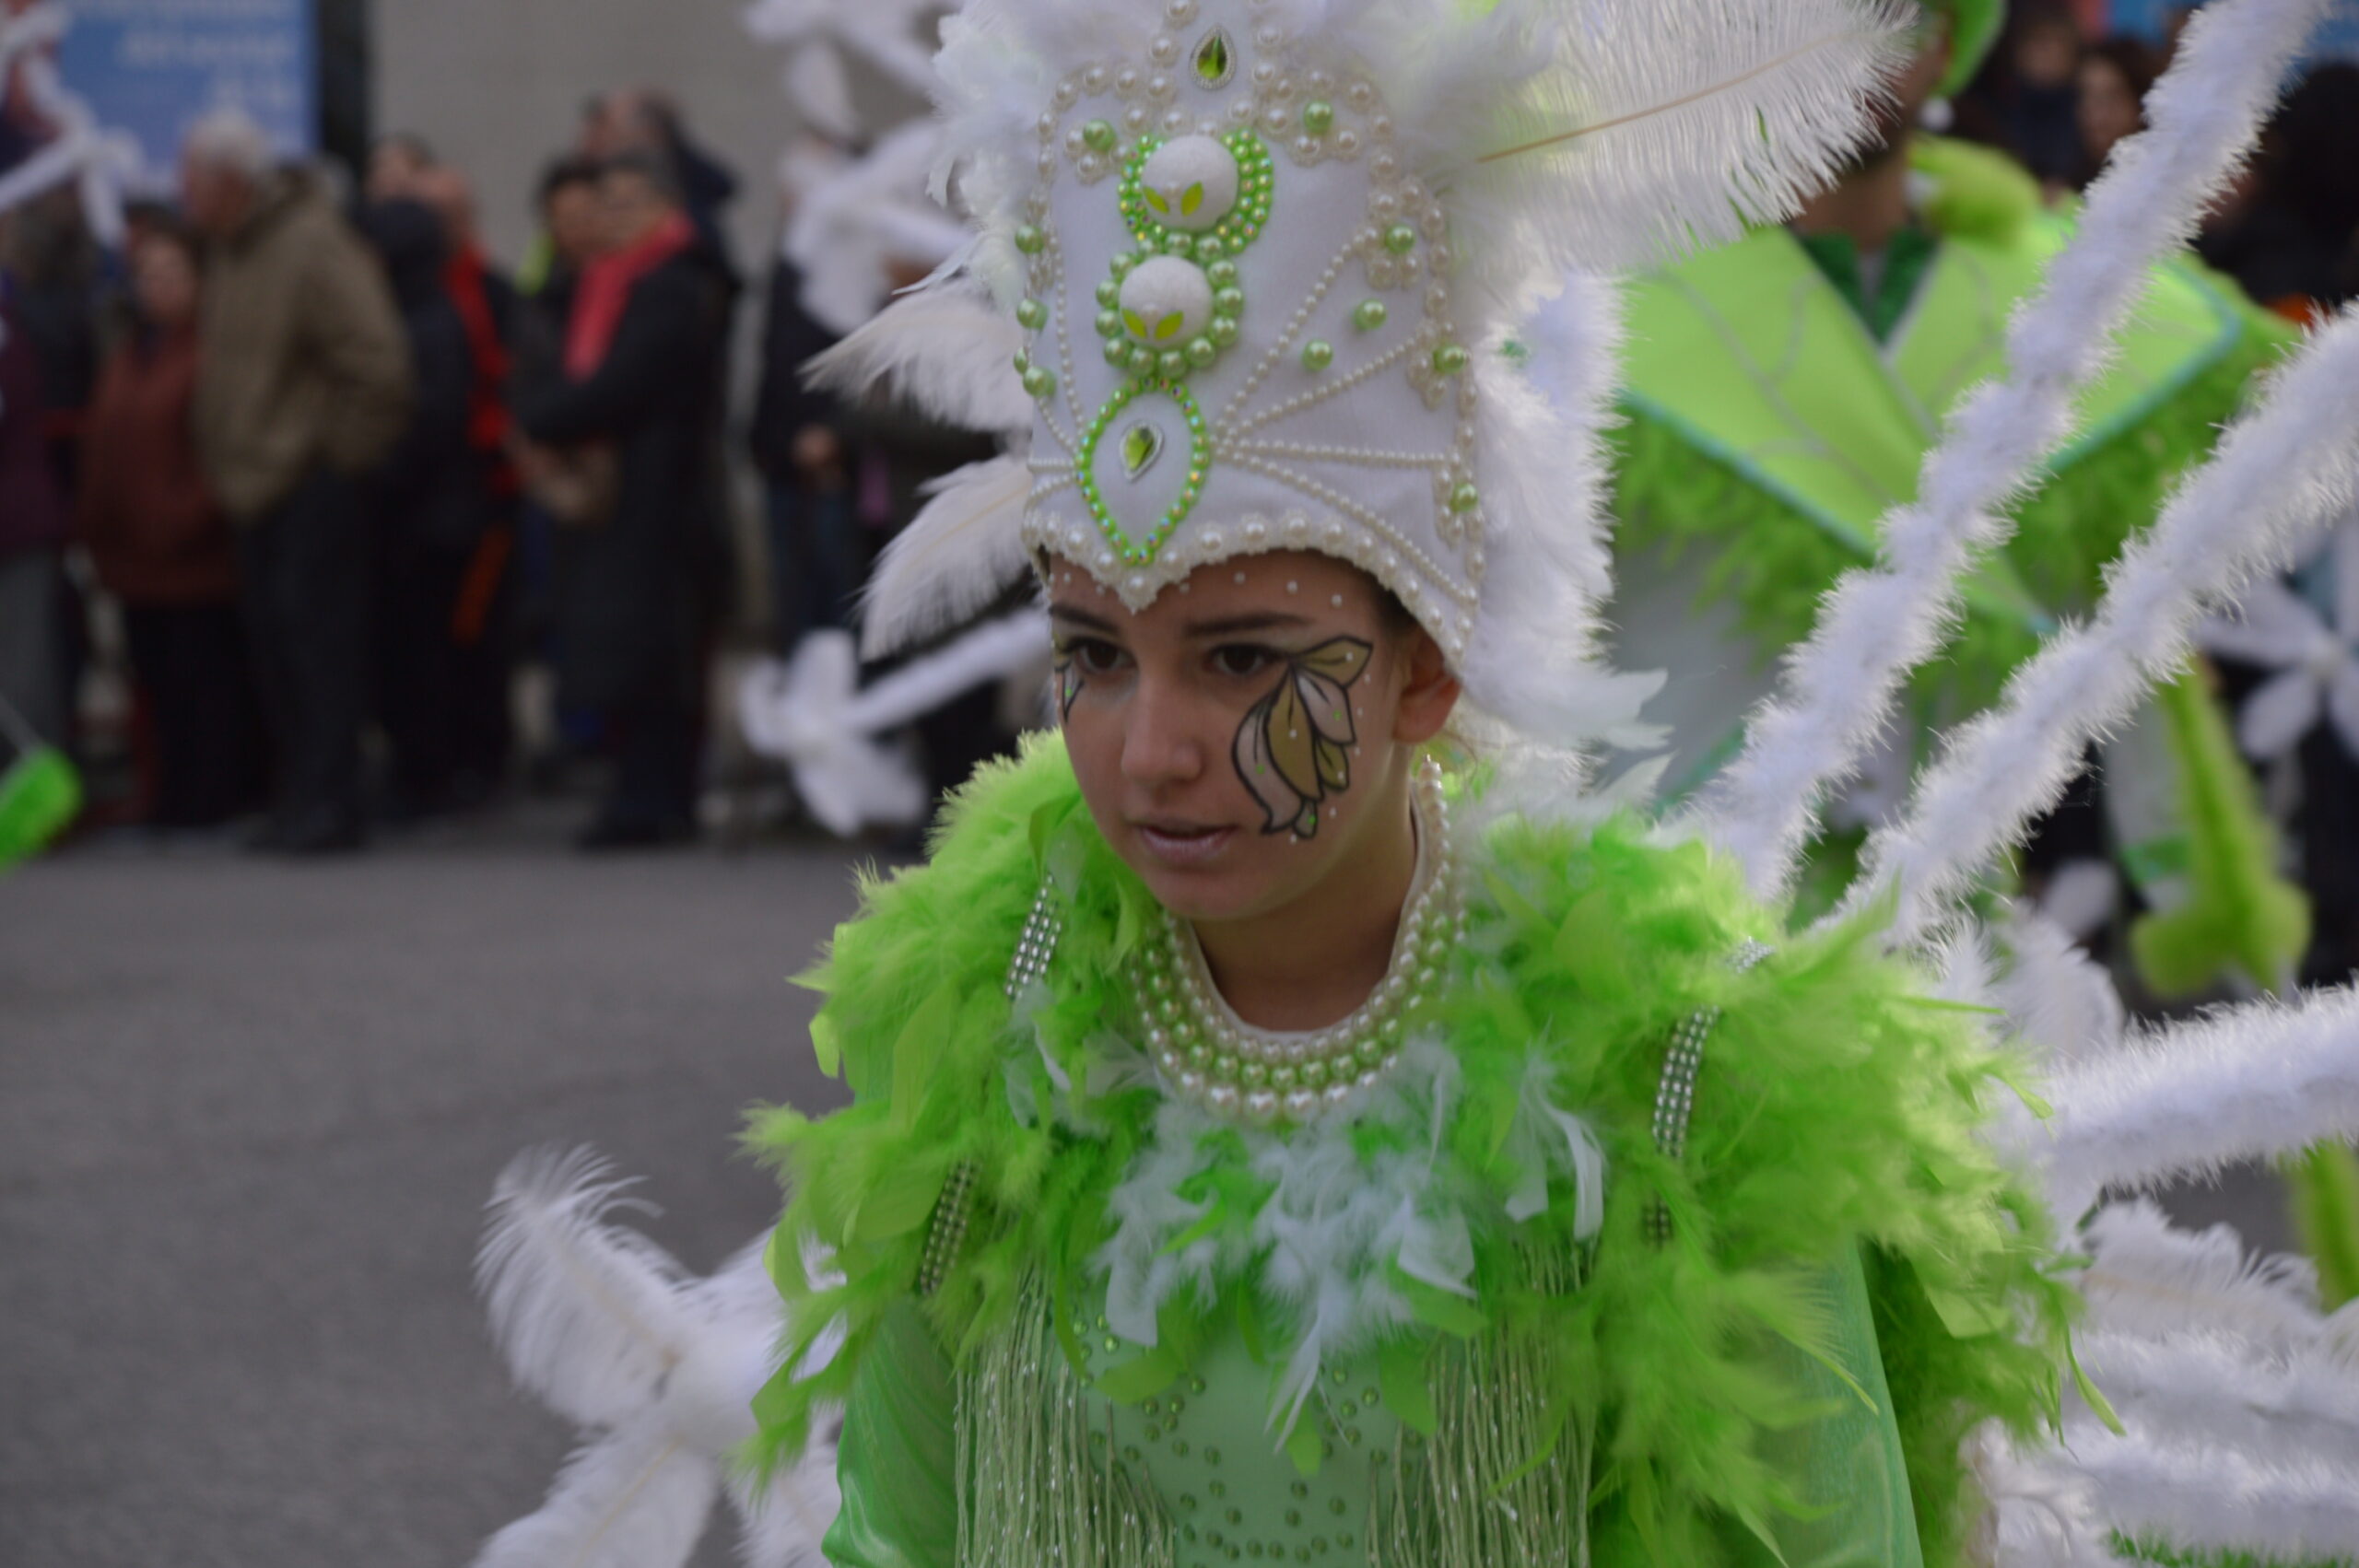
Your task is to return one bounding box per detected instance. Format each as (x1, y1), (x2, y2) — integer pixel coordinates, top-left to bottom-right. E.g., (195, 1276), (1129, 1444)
(0, 0), (2353, 860)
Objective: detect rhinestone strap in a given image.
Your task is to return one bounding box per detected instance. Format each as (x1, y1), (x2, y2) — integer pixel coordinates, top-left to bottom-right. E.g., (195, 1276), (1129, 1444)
(1004, 876), (1068, 1000)
(918, 1159), (980, 1297)
(1646, 941), (1776, 1246)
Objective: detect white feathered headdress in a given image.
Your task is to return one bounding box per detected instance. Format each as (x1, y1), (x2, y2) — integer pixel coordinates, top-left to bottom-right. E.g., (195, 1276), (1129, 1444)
(834, 0), (1911, 748)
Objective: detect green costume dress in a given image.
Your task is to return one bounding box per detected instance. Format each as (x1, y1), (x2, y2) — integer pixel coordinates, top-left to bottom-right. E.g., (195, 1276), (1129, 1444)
(747, 737), (2073, 1568)
(1608, 135), (2307, 993)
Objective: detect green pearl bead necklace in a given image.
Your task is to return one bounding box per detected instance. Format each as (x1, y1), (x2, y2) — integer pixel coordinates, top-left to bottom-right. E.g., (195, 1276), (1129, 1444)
(1136, 761), (1460, 1128)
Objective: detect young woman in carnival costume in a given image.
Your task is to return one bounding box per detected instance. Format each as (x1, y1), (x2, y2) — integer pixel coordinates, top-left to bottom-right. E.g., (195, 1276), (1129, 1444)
(467, 0), (2359, 1563)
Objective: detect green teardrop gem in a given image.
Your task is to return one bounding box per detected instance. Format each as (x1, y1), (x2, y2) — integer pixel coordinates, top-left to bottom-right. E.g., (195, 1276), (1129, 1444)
(1121, 423), (1164, 479)
(1191, 28), (1235, 88)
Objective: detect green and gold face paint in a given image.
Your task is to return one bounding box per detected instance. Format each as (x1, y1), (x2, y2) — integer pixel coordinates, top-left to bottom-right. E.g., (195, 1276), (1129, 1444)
(1231, 636), (1373, 838)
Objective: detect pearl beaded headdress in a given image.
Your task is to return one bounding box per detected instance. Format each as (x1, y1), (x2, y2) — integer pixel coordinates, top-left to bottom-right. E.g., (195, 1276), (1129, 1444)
(841, 0), (1912, 748)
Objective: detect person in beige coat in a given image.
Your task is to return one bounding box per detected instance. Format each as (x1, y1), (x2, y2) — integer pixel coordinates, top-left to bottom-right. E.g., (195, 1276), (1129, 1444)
(183, 109), (411, 853)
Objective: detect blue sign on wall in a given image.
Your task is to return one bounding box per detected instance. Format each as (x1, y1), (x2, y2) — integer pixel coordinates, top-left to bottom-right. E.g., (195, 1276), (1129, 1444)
(2109, 0), (2359, 59)
(53, 0), (315, 183)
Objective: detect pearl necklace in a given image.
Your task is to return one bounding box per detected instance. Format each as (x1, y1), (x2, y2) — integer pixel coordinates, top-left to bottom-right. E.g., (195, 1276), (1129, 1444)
(1133, 760), (1461, 1128)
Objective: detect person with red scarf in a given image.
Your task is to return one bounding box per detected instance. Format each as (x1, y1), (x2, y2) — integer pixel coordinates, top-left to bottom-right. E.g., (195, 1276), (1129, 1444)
(513, 151), (734, 849)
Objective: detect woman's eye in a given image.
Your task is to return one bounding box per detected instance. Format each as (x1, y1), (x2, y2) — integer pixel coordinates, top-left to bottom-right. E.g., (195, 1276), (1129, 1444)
(1212, 644), (1275, 679)
(1069, 638), (1126, 675)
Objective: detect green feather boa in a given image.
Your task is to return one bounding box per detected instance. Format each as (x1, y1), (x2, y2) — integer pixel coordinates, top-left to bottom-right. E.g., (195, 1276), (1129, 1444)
(746, 738), (2074, 1566)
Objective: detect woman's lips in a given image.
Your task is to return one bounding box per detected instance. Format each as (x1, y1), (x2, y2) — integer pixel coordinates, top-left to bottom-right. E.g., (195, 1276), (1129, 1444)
(1135, 823), (1237, 866)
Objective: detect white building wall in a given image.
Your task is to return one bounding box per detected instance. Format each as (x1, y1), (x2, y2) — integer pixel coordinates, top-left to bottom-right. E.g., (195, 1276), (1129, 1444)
(372, 0), (792, 275)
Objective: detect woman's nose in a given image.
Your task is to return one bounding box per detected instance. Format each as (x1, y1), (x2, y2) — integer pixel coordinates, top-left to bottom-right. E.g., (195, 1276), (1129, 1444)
(1120, 675), (1205, 788)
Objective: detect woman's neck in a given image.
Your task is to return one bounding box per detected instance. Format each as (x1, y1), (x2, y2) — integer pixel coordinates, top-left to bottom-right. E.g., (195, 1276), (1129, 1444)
(1191, 763), (1421, 1033)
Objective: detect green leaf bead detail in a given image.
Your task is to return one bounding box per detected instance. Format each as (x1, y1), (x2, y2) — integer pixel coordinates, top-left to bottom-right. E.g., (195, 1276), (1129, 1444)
(1301, 339), (1333, 371)
(1431, 343), (1469, 376)
(1352, 299), (1388, 332)
(1301, 100), (1334, 135)
(1022, 365), (1057, 400)
(1449, 482), (1480, 513)
(1192, 28), (1234, 88)
(1185, 335), (1218, 369)
(1016, 298), (1049, 331)
(1082, 119), (1118, 152)
(1383, 223), (1418, 255)
(1013, 224), (1045, 255)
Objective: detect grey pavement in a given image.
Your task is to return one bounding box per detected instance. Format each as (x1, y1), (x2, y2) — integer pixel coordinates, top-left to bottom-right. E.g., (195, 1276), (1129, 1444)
(0, 808), (2298, 1568)
(2, 809), (866, 1568)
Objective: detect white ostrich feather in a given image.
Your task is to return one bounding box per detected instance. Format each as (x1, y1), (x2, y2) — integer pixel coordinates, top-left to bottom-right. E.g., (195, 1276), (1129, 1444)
(1989, 905), (2127, 1070)
(2075, 1328), (2359, 1474)
(477, 1147), (698, 1429)
(472, 1410), (721, 1568)
(803, 279), (1032, 438)
(2048, 1420), (2359, 1562)
(2080, 1200), (2330, 1357)
(857, 456), (1037, 657)
(1836, 305), (2359, 947)
(1449, 0), (1912, 280)
(784, 42), (860, 141)
(1970, 1431), (2121, 1568)
(784, 123), (968, 336)
(2010, 987), (2359, 1221)
(1686, 0), (2338, 901)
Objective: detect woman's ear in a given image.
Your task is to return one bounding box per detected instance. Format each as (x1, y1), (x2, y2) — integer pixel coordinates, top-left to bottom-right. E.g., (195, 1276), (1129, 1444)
(1391, 627), (1461, 745)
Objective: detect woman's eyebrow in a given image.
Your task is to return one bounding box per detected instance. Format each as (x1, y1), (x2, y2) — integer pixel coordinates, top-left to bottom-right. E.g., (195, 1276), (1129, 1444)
(1182, 612), (1315, 638)
(1049, 604), (1122, 634)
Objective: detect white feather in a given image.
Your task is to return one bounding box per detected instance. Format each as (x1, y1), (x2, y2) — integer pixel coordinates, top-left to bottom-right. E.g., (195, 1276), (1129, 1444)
(785, 43), (860, 141)
(1449, 0), (1914, 278)
(476, 1147), (698, 1430)
(2048, 1420), (2359, 1562)
(1837, 305), (2359, 946)
(2080, 1200), (2331, 1356)
(2075, 1328), (2359, 1474)
(2009, 987), (2359, 1221)
(471, 1410), (720, 1568)
(1970, 1431), (2122, 1568)
(1685, 0), (2339, 901)
(1991, 903), (2129, 1069)
(858, 456), (1037, 656)
(804, 279), (1031, 437)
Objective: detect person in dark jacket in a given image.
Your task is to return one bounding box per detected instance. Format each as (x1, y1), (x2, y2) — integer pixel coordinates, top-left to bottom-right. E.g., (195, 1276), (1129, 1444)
(748, 244), (854, 656)
(0, 275), (71, 764)
(359, 197), (483, 821)
(76, 223), (264, 829)
(513, 151), (733, 849)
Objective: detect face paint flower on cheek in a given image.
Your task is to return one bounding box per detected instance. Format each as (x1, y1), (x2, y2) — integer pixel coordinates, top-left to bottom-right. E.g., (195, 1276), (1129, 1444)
(1232, 636), (1373, 838)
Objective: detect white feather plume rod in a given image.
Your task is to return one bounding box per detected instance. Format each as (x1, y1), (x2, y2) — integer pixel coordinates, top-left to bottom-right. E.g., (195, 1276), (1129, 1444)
(1970, 1433), (2122, 1568)
(2006, 987), (2359, 1221)
(1684, 0), (2337, 902)
(2045, 1421), (2359, 1563)
(477, 1146), (699, 1428)
(857, 456), (1037, 656)
(2075, 1328), (2359, 1475)
(2078, 1200), (2351, 1357)
(803, 280), (1032, 439)
(1835, 304), (2359, 944)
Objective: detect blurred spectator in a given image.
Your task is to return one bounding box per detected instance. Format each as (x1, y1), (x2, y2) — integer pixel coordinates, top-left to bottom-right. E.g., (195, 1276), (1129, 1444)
(2073, 36), (2158, 189)
(1978, 5), (2084, 189)
(2199, 64), (2359, 318)
(182, 108), (413, 855)
(749, 144), (852, 657)
(359, 197), (480, 822)
(578, 88), (740, 281)
(365, 131), (437, 204)
(513, 151), (733, 849)
(412, 163), (522, 801)
(76, 223), (264, 831)
(0, 183), (99, 500)
(0, 270), (71, 758)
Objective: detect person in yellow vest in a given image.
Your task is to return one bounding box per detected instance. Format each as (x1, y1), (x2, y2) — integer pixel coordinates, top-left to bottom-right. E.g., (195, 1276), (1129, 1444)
(1605, 0), (2357, 1312)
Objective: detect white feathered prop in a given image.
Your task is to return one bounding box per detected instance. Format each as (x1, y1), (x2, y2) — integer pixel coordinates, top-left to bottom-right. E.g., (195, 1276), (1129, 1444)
(1685, 0), (2340, 902)
(471, 1149), (842, 1568)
